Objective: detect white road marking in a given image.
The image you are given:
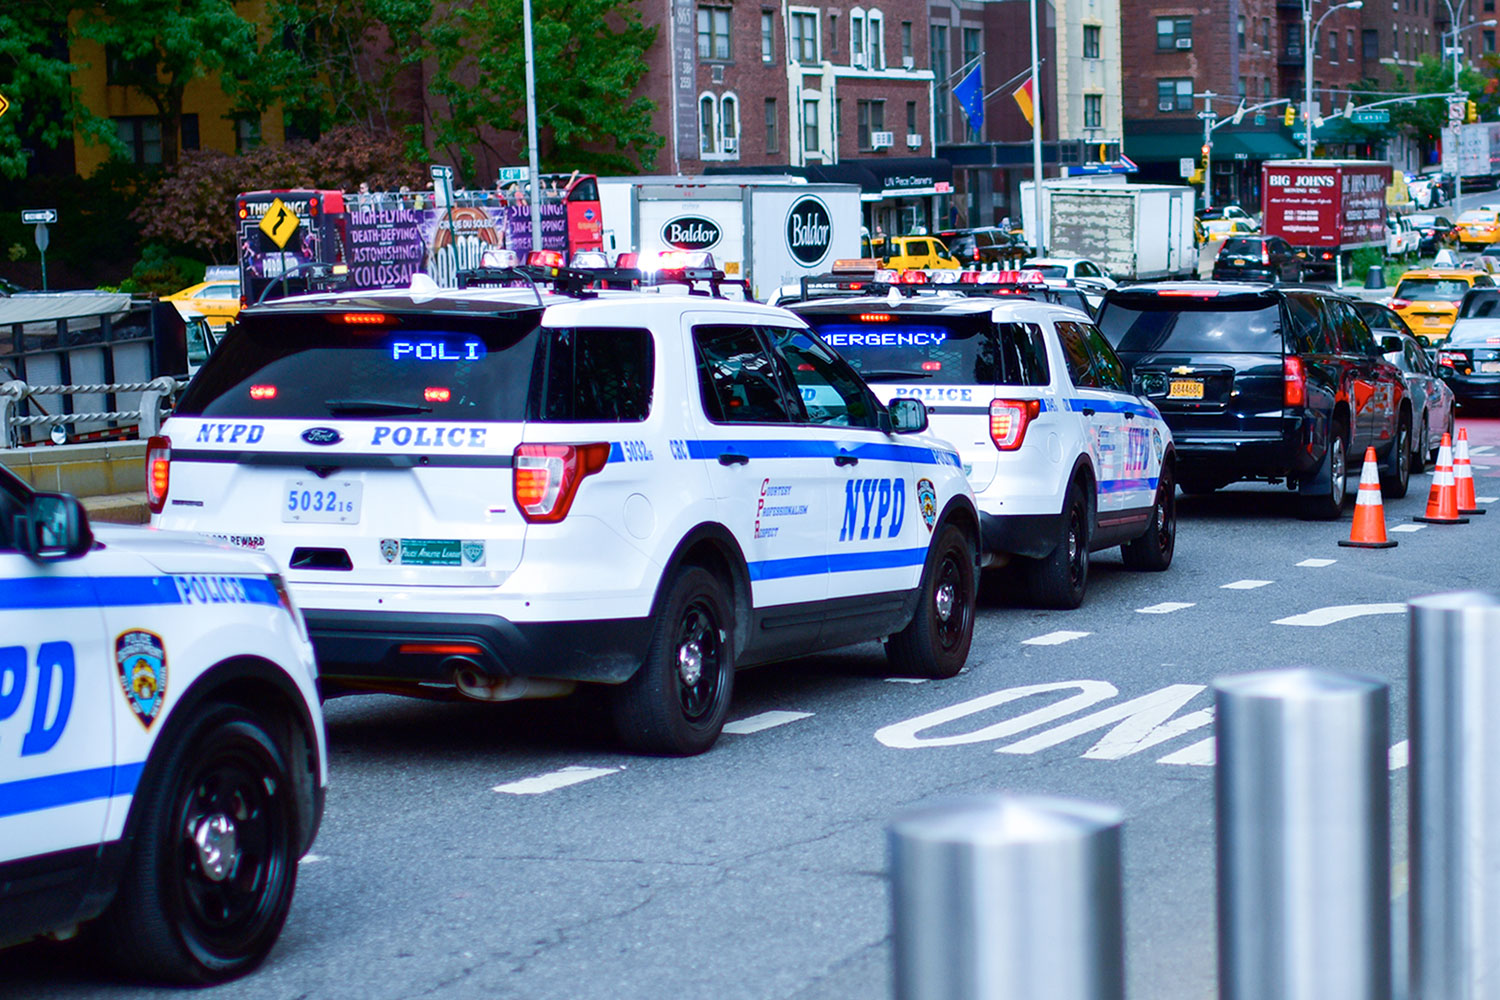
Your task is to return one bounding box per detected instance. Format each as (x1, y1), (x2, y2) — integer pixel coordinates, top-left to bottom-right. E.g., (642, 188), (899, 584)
(1389, 740), (1408, 771)
(300, 854), (326, 864)
(1470, 445), (1493, 455)
(1221, 579), (1273, 590)
(885, 677), (929, 684)
(1391, 523), (1426, 533)
(998, 685), (1212, 759)
(1022, 630), (1092, 646)
(1297, 558), (1337, 568)
(722, 710), (813, 734)
(1137, 601), (1195, 614)
(1477, 496), (1499, 504)
(1157, 737), (1215, 766)
(493, 765), (622, 795)
(1273, 602), (1406, 627)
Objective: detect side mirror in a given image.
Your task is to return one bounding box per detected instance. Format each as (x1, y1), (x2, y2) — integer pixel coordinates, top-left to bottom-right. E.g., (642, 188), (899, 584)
(887, 397), (930, 434)
(1380, 335), (1402, 353)
(14, 492), (94, 562)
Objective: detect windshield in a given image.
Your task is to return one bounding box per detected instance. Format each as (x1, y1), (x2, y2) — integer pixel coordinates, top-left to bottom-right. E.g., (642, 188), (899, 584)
(176, 310), (544, 421)
(799, 311), (1050, 386)
(1460, 292), (1500, 319)
(1098, 296), (1283, 355)
(1395, 279), (1471, 302)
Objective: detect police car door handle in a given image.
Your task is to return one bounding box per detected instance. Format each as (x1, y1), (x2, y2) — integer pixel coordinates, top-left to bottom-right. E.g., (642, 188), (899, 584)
(1124, 412), (1136, 420)
(834, 452), (859, 466)
(718, 452), (750, 466)
(1082, 407), (1096, 416)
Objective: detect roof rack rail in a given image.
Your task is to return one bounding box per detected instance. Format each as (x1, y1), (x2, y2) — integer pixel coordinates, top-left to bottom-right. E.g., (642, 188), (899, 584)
(457, 261), (751, 301)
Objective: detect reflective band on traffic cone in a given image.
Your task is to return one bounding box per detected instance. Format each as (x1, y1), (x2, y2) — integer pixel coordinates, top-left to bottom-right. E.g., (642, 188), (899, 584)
(1414, 433), (1470, 524)
(1454, 427), (1486, 515)
(1340, 447), (1398, 548)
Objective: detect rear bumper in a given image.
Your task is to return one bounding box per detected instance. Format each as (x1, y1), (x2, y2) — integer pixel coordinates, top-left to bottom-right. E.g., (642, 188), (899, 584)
(1166, 418), (1313, 481)
(305, 609), (654, 689)
(1212, 266), (1278, 282)
(1445, 375), (1500, 404)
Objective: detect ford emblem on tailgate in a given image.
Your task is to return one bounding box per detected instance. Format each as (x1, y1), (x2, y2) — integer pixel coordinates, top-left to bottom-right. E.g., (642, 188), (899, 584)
(302, 427), (342, 446)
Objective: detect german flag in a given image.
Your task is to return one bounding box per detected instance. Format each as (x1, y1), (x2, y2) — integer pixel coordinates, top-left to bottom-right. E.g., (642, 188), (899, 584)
(1012, 75), (1036, 127)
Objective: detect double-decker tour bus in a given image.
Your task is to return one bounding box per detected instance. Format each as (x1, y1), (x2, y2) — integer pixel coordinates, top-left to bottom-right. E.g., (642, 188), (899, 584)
(236, 189), (348, 306)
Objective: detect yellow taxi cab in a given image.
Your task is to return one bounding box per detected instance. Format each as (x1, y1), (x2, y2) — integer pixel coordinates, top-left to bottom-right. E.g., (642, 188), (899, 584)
(161, 278), (241, 330)
(866, 235), (961, 270)
(1390, 268), (1498, 343)
(1456, 209), (1500, 249)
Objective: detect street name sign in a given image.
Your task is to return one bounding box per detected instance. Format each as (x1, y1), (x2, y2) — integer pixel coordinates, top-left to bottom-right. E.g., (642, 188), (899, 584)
(497, 166), (531, 185)
(1350, 109), (1390, 124)
(21, 208), (57, 224)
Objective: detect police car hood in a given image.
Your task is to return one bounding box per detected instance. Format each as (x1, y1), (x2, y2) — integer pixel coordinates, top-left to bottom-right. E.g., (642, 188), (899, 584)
(93, 525), (280, 577)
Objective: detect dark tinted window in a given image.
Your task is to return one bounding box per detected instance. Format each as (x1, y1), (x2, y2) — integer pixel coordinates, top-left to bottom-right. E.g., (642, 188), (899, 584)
(1221, 238), (1265, 255)
(540, 327), (653, 422)
(761, 327), (880, 428)
(1098, 294), (1283, 354)
(1394, 279), (1473, 301)
(1055, 320), (1098, 387)
(805, 312), (1050, 386)
(694, 325), (795, 424)
(175, 310), (543, 420)
(1330, 300), (1378, 356)
(1284, 294), (1328, 354)
(1459, 290), (1500, 318)
(1081, 324), (1128, 391)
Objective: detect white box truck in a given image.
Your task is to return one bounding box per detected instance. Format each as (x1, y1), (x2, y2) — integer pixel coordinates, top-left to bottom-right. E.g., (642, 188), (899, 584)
(1019, 180), (1197, 280)
(597, 176), (863, 301)
(1442, 123), (1500, 186)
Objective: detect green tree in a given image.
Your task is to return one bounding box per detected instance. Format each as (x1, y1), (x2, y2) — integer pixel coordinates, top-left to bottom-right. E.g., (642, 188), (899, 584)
(427, 0), (662, 178)
(73, 0), (261, 168)
(1388, 53), (1488, 144)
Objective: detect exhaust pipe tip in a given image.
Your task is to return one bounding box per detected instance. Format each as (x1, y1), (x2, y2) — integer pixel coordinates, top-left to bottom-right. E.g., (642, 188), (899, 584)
(448, 657), (576, 703)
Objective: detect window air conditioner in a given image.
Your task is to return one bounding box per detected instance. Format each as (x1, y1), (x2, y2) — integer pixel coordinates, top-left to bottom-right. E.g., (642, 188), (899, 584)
(1158, 101), (1176, 111)
(906, 133), (923, 147)
(902, 55), (915, 68)
(1175, 37), (1193, 49)
(722, 137), (738, 153)
(871, 131), (894, 148)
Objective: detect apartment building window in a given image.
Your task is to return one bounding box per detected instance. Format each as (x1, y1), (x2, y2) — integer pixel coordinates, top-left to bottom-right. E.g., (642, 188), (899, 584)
(1083, 24), (1101, 58)
(1263, 77), (1271, 99)
(1238, 77), (1248, 99)
(1156, 78), (1194, 111)
(1084, 94), (1102, 128)
(835, 97), (842, 138)
(1157, 17), (1192, 50)
(791, 10), (819, 63)
(105, 46), (153, 86)
(180, 114), (199, 152)
(1485, 28), (1496, 51)
(858, 99), (885, 147)
(700, 95), (718, 153)
(902, 21), (913, 63)
(1261, 18), (1271, 50)
(115, 116), (162, 164)
(722, 94), (739, 153)
(1391, 26), (1398, 59)
(766, 98), (779, 151)
(1238, 17), (1246, 49)
(803, 98), (820, 152)
(1328, 28), (1337, 60)
(698, 7), (731, 60)
(868, 11), (884, 68)
(762, 10), (775, 62)
(1347, 29), (1354, 61)
(962, 27), (981, 72)
(235, 115), (261, 152)
(852, 9), (865, 62)
(931, 24), (950, 143)
(1362, 28), (1378, 59)
(1284, 23), (1301, 58)
(907, 100), (918, 134)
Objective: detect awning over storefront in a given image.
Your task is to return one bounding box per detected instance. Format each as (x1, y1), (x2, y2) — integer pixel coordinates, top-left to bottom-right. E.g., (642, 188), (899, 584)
(1124, 124), (1301, 163)
(703, 158), (953, 201)
(1215, 131), (1301, 160)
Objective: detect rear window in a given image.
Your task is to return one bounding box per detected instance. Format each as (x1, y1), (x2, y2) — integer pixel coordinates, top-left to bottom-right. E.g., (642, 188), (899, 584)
(1395, 279), (1471, 302)
(1028, 265), (1068, 278)
(177, 310), (544, 421)
(1220, 238), (1264, 255)
(1459, 290), (1500, 319)
(1098, 294), (1283, 355)
(802, 312), (1050, 386)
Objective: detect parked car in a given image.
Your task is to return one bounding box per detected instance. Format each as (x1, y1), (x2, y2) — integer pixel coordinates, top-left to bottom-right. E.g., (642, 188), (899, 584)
(866, 235), (962, 271)
(1406, 173), (1439, 211)
(1391, 268), (1498, 344)
(1456, 209), (1500, 250)
(1386, 215), (1422, 259)
(1023, 257), (1118, 288)
(1357, 307), (1456, 471)
(1195, 205), (1259, 244)
(1096, 282), (1412, 518)
(162, 279), (242, 330)
(1436, 287), (1500, 410)
(1211, 236), (1303, 283)
(1405, 214), (1459, 254)
(938, 227), (1026, 266)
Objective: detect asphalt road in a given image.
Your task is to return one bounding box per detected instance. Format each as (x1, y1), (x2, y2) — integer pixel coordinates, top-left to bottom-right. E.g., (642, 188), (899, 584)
(7, 417), (1500, 1000)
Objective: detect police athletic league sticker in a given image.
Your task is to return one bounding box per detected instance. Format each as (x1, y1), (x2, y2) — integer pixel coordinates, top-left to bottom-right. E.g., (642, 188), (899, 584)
(116, 630), (167, 729)
(917, 479), (938, 531)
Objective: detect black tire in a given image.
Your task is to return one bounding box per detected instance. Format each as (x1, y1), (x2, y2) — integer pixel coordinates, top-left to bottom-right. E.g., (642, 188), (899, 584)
(1122, 464), (1176, 571)
(98, 705), (300, 985)
(1300, 424), (1349, 520)
(887, 524), (977, 679)
(1381, 415), (1411, 499)
(1022, 481), (1090, 609)
(1412, 412), (1429, 475)
(612, 567), (733, 756)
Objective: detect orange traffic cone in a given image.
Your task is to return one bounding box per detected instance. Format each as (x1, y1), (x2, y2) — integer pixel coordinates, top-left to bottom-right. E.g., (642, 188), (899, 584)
(1454, 427), (1486, 515)
(1340, 448), (1398, 547)
(1414, 433), (1470, 525)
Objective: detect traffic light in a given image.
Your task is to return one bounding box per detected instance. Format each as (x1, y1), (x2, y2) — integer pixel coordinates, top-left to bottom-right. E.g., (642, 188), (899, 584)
(1468, 101), (1479, 123)
(1284, 105), (1297, 127)
(1201, 144), (1211, 163)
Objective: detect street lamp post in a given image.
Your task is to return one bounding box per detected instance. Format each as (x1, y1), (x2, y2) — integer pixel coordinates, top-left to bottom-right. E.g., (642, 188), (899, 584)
(1441, 3), (1498, 212)
(1303, 0), (1364, 159)
(1028, 0), (1045, 254)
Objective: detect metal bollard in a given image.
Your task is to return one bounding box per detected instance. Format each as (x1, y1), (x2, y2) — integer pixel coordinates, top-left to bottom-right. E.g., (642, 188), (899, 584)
(1408, 592), (1500, 1000)
(887, 794), (1125, 1000)
(1215, 668), (1391, 1000)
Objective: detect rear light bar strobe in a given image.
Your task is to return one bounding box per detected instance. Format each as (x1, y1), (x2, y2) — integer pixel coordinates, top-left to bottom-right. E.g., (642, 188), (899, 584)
(146, 435), (171, 514)
(513, 443), (610, 523)
(990, 399), (1041, 451)
(1283, 356), (1307, 408)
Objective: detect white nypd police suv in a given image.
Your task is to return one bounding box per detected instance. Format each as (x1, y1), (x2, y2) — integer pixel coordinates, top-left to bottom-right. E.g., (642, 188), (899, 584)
(0, 462), (324, 983)
(791, 290), (1176, 608)
(148, 268), (979, 756)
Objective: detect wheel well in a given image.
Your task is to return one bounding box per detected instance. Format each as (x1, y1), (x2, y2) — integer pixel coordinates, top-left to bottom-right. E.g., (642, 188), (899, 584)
(1332, 403), (1351, 441)
(655, 525), (752, 659)
(934, 497), (980, 563)
(123, 658), (322, 856)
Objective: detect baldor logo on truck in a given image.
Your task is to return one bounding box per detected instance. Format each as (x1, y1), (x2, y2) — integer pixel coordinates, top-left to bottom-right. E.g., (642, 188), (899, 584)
(661, 215), (722, 251)
(786, 196), (833, 267)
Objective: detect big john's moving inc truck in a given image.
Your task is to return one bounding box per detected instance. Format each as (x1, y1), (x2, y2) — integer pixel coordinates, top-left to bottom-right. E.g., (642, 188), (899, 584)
(597, 177), (863, 301)
(1260, 160), (1389, 282)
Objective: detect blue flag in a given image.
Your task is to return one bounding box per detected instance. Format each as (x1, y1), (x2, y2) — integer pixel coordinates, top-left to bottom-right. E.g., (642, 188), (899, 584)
(954, 63), (984, 134)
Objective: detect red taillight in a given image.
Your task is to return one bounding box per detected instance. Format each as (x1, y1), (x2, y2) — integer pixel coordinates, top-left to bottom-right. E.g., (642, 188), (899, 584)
(424, 386), (451, 402)
(989, 399), (1041, 451)
(512, 443), (610, 523)
(250, 384), (277, 400)
(921, 361), (942, 371)
(1439, 351), (1464, 368)
(337, 312), (394, 326)
(857, 313), (893, 322)
(146, 435), (171, 514)
(1389, 299), (1410, 310)
(1283, 356), (1306, 408)
(1159, 289), (1220, 297)
(398, 642), (483, 656)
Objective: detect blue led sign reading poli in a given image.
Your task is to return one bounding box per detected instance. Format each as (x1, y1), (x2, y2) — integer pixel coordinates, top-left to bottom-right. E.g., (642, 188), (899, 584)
(390, 338), (486, 361)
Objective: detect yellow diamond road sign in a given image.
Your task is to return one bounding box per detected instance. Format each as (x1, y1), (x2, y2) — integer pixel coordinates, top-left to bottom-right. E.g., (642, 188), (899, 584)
(0, 92), (10, 119)
(258, 197), (300, 249)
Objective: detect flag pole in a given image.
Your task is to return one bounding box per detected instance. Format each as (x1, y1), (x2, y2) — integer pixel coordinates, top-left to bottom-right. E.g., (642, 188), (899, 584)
(1029, 0), (1044, 254)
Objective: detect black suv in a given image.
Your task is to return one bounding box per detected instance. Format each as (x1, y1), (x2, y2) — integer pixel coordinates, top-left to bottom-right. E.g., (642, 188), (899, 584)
(938, 227), (1030, 266)
(1212, 236), (1303, 283)
(1096, 283), (1412, 518)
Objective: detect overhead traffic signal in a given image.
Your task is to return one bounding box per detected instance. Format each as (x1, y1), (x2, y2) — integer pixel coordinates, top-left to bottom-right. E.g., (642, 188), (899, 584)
(1468, 101), (1479, 123)
(1284, 105), (1297, 127)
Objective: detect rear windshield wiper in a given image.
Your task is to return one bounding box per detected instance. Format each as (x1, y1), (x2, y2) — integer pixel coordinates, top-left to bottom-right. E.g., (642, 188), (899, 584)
(325, 398), (434, 415)
(857, 369), (936, 382)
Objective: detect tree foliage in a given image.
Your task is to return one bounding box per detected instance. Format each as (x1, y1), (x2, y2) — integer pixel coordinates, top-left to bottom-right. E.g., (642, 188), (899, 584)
(1387, 54), (1489, 143)
(427, 0), (663, 178)
(0, 2), (117, 179)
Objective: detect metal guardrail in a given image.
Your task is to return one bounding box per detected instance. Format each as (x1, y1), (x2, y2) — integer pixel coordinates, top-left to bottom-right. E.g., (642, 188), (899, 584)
(0, 377), (180, 447)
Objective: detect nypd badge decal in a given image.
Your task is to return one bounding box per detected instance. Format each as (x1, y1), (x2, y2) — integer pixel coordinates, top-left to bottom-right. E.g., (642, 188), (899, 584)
(116, 630), (167, 728)
(917, 479), (938, 532)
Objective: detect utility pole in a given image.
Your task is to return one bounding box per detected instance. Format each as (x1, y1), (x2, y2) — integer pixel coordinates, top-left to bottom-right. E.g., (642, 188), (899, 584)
(1198, 92), (1218, 210)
